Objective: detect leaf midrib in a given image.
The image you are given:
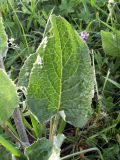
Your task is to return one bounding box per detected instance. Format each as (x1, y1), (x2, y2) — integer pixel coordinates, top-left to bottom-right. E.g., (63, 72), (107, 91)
(55, 21), (63, 111)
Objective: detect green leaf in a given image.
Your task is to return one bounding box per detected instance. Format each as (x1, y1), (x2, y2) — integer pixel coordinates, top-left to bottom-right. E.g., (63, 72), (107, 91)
(30, 112), (42, 138)
(18, 53), (37, 87)
(25, 138), (53, 160)
(0, 135), (21, 157)
(27, 15), (94, 127)
(0, 69), (18, 122)
(0, 17), (8, 58)
(101, 30), (120, 57)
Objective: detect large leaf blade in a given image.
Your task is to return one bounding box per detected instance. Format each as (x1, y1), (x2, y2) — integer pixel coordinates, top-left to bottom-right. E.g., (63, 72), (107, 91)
(0, 69), (18, 122)
(27, 15), (94, 127)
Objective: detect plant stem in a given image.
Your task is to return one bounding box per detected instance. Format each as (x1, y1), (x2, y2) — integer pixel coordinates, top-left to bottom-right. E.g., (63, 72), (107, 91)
(0, 58), (29, 147)
(13, 109), (30, 147)
(61, 147), (104, 160)
(91, 50), (99, 98)
(0, 58), (5, 70)
(49, 113), (60, 141)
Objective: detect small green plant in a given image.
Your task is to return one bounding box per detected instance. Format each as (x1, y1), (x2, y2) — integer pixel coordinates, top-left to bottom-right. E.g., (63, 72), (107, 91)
(0, 14), (97, 160)
(0, 0), (120, 159)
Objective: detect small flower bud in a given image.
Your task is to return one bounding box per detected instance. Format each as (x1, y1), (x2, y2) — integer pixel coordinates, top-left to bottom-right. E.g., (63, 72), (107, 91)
(80, 31), (89, 41)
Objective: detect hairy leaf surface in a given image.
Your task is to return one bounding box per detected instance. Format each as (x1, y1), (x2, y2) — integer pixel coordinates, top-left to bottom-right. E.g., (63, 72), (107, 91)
(0, 69), (18, 122)
(0, 17), (8, 58)
(101, 30), (120, 57)
(27, 15), (94, 127)
(25, 138), (53, 160)
(18, 54), (37, 87)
